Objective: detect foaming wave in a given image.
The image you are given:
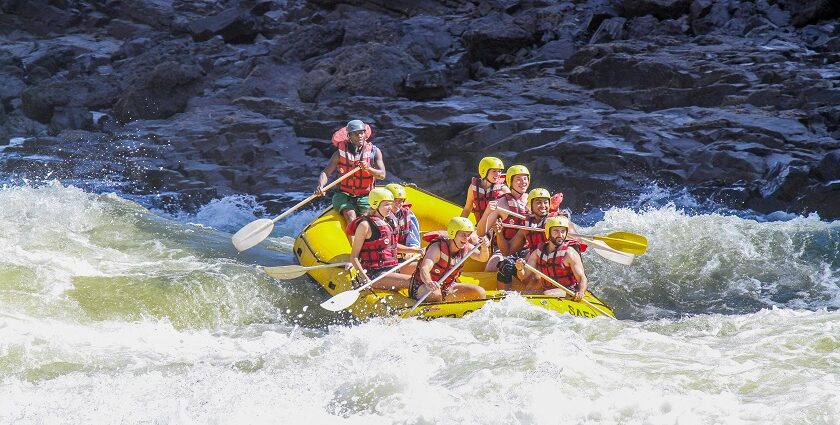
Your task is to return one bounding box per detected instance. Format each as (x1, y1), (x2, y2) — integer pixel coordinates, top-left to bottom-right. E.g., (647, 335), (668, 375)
(583, 204), (840, 319)
(2, 305), (837, 424)
(627, 183), (817, 222)
(161, 193), (324, 240)
(0, 183), (304, 329)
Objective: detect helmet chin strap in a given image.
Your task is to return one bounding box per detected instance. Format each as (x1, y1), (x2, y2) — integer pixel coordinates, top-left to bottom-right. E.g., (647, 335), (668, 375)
(453, 237), (465, 250)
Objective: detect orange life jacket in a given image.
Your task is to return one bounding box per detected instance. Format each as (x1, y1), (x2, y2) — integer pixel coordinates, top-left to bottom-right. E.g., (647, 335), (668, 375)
(470, 176), (506, 221)
(536, 241), (578, 290)
(347, 214), (398, 269)
(336, 141), (376, 196)
(524, 214), (550, 250)
(499, 192), (529, 240)
(412, 236), (466, 292)
(392, 205), (412, 245)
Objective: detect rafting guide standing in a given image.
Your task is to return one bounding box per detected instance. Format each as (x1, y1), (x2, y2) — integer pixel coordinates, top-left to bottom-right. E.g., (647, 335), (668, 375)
(315, 119), (386, 223)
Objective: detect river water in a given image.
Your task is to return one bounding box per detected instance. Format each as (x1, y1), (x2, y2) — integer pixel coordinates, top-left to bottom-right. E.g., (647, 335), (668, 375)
(1, 183), (838, 424)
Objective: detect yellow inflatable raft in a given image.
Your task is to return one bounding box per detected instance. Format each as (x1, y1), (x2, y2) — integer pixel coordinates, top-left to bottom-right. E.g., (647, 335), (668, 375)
(287, 186), (616, 320)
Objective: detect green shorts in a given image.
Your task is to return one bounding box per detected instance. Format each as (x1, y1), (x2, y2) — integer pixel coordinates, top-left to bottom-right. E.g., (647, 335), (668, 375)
(332, 191), (370, 214)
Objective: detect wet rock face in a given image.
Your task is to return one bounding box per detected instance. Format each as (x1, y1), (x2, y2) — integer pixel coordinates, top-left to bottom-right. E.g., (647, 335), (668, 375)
(0, 0), (839, 219)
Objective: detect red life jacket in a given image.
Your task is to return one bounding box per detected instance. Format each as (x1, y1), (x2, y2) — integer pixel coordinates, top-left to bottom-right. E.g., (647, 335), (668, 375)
(524, 214), (549, 250)
(347, 214), (398, 269)
(499, 192), (529, 240)
(470, 176), (506, 220)
(412, 237), (466, 292)
(392, 205), (412, 245)
(336, 141), (376, 196)
(536, 241), (578, 290)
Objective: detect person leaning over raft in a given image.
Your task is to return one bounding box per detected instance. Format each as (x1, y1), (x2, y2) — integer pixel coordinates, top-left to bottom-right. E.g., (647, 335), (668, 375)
(409, 217), (491, 303)
(314, 119), (386, 223)
(494, 187), (554, 291)
(346, 188), (419, 291)
(385, 183), (421, 249)
(460, 156), (510, 223)
(480, 164), (531, 272)
(516, 216), (589, 301)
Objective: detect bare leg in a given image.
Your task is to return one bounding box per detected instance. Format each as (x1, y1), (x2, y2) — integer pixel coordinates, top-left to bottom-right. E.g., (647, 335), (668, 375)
(370, 273), (412, 291)
(445, 283), (486, 302)
(543, 288), (568, 298)
(483, 252), (504, 272)
(414, 286), (443, 303)
(399, 262), (418, 276)
(342, 209), (357, 223)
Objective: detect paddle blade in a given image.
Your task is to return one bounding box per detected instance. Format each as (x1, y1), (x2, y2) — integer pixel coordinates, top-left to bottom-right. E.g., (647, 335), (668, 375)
(320, 290), (361, 312)
(231, 219), (274, 252)
(603, 231), (648, 255)
(263, 265), (309, 280)
(590, 243), (635, 265)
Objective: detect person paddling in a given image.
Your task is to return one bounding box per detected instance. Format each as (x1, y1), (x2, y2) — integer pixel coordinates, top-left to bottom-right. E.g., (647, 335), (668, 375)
(409, 217), (490, 303)
(460, 156), (510, 223)
(315, 120), (386, 223)
(481, 165), (531, 271)
(515, 216), (589, 301)
(495, 187), (553, 290)
(346, 188), (416, 291)
(385, 183), (421, 249)
(386, 183), (422, 275)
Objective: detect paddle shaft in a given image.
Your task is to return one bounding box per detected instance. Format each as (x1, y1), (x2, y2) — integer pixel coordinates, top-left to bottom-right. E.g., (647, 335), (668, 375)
(501, 223), (540, 232)
(354, 254), (420, 294)
(237, 167), (361, 242)
(277, 166), (362, 223)
(404, 242), (483, 316)
(523, 264), (615, 320)
(265, 262), (351, 276)
(501, 223), (636, 258)
(496, 206), (527, 220)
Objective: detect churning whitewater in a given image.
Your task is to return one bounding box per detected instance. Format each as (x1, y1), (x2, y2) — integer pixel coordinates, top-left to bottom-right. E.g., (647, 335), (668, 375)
(1, 184), (838, 424)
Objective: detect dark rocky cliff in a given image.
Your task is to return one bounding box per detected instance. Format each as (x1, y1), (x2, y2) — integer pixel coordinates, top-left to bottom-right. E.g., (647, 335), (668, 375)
(1, 0), (838, 218)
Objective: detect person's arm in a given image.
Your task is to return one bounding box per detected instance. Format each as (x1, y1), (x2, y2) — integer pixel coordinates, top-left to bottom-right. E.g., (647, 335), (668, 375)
(315, 151), (340, 195)
(418, 243), (441, 292)
(505, 229), (527, 256)
(397, 243), (422, 255)
(365, 146), (386, 180)
(406, 213), (421, 248)
(469, 236), (491, 262)
(519, 252), (539, 288)
(566, 249), (588, 301)
(460, 185), (476, 219)
(350, 220), (372, 282)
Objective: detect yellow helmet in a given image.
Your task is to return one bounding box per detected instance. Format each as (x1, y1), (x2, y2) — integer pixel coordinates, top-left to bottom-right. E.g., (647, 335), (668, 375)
(527, 188), (551, 210)
(478, 156), (504, 180)
(447, 216), (475, 239)
(384, 183), (407, 200)
(368, 187), (394, 210)
(544, 215), (571, 240)
(506, 164), (530, 188)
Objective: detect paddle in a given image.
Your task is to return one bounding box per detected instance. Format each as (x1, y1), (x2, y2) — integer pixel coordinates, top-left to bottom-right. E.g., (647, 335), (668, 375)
(500, 223), (636, 265)
(231, 166), (361, 252)
(500, 224), (646, 255)
(402, 242), (483, 317)
(495, 206), (527, 220)
(591, 232), (647, 255)
(523, 263), (616, 320)
(320, 254), (421, 312)
(264, 262), (352, 280)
